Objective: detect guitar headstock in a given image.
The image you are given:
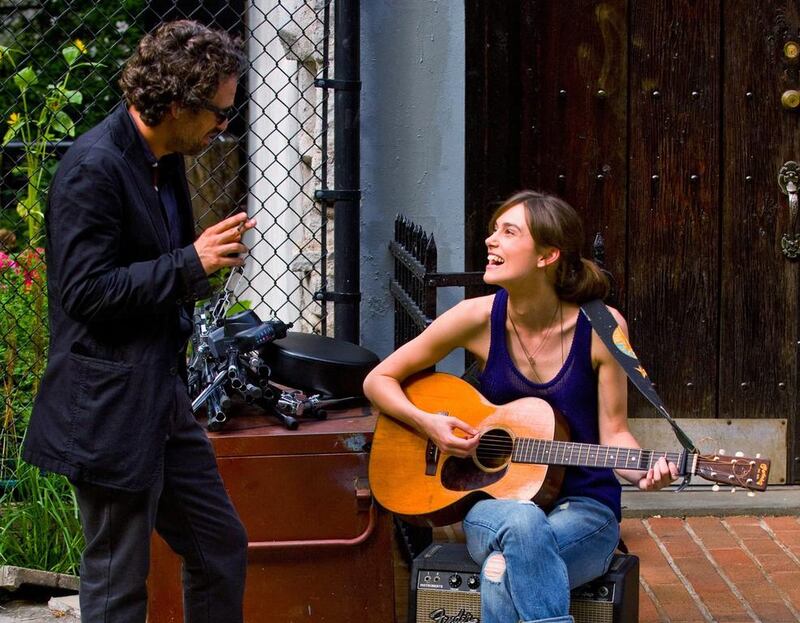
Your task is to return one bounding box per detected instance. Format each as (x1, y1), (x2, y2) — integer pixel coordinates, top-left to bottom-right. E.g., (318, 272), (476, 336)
(694, 451), (771, 492)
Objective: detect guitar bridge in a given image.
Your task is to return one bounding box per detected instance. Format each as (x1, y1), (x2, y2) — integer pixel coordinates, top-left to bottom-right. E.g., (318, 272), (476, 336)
(425, 439), (440, 476)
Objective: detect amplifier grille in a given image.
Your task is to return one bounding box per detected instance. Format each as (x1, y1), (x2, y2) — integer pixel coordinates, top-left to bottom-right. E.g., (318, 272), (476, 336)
(415, 589), (481, 623)
(570, 599), (614, 623)
(414, 588), (617, 623)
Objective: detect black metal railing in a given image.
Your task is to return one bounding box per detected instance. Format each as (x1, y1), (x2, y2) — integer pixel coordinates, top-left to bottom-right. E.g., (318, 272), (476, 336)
(390, 215), (487, 350)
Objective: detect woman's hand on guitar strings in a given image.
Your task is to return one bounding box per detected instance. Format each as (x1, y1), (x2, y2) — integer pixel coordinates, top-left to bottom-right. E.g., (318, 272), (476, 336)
(637, 456), (679, 491)
(422, 412), (480, 458)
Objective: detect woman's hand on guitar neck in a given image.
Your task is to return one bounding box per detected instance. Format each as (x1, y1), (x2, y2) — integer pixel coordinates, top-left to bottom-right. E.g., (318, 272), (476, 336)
(421, 412), (480, 458)
(637, 456), (680, 491)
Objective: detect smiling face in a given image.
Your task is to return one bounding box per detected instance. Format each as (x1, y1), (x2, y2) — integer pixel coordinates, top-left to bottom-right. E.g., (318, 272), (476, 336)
(484, 202), (554, 286)
(169, 74), (238, 155)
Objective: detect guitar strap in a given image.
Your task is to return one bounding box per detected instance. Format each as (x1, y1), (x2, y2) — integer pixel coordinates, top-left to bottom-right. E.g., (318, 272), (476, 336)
(580, 299), (696, 488)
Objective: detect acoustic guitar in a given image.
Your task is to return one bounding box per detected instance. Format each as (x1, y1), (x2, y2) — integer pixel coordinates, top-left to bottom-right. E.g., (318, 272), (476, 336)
(368, 372), (771, 526)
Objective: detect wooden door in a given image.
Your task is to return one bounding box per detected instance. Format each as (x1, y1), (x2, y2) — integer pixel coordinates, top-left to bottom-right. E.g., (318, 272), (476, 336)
(466, 0), (800, 481)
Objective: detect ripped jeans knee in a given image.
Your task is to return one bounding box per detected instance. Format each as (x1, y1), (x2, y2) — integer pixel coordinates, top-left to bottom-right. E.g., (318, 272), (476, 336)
(483, 552), (506, 582)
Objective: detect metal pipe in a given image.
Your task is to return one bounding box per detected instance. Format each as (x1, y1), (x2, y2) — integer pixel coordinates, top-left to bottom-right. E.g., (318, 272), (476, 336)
(247, 502), (376, 550)
(333, 0), (361, 343)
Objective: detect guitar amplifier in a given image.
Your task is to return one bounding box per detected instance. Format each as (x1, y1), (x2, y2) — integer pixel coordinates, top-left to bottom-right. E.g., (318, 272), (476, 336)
(409, 543), (639, 623)
(410, 543), (481, 623)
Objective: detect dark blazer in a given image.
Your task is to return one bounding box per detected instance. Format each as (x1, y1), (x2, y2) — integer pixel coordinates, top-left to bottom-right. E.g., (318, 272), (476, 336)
(23, 104), (211, 491)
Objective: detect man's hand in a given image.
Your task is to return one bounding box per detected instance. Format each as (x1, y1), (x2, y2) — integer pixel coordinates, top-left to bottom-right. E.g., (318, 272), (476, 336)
(421, 412), (480, 458)
(194, 213), (257, 275)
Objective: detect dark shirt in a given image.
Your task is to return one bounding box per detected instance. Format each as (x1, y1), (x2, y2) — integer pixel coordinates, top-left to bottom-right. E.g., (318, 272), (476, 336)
(129, 112), (191, 335)
(477, 289), (622, 520)
(128, 112), (184, 249)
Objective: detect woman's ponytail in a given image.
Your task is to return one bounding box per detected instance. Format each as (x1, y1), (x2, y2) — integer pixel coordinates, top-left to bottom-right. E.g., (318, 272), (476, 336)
(555, 255), (610, 303)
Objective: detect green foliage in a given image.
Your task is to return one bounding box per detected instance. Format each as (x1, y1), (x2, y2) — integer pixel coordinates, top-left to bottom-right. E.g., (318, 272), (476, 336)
(1, 43), (99, 245)
(0, 0), (147, 130)
(0, 452), (83, 575)
(0, 248), (47, 470)
(227, 300), (253, 316)
(0, 249), (83, 574)
(0, 0), (147, 241)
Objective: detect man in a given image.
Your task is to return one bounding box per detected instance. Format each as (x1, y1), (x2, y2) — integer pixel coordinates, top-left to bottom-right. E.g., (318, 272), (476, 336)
(23, 20), (252, 623)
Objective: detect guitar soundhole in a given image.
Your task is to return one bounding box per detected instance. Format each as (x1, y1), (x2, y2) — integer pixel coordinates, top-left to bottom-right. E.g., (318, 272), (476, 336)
(475, 428), (513, 470)
(441, 456), (507, 491)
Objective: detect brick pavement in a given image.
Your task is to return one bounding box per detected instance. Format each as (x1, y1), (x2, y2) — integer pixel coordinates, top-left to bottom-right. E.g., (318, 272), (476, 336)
(623, 516), (800, 622)
(3, 514), (799, 622)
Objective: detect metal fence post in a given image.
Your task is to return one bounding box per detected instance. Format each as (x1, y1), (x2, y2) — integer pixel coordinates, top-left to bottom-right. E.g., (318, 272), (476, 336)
(332, 0), (361, 343)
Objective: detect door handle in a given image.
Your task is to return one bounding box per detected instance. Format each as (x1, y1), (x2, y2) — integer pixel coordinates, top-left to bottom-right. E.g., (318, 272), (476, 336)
(778, 161), (800, 259)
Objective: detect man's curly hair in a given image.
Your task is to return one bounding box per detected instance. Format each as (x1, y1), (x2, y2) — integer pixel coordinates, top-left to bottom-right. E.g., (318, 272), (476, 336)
(119, 20), (245, 126)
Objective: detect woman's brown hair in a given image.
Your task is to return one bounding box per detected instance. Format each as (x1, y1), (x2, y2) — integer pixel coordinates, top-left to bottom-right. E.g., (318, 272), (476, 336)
(490, 190), (610, 303)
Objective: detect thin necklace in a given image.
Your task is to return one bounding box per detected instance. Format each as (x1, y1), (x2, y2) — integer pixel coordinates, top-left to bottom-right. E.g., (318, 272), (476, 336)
(508, 300), (562, 381)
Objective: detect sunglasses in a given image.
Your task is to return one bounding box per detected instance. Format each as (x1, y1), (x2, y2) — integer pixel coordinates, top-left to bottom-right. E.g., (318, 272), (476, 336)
(200, 101), (236, 124)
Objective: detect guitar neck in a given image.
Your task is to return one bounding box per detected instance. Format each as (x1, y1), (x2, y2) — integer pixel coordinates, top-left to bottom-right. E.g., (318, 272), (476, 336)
(512, 438), (687, 473)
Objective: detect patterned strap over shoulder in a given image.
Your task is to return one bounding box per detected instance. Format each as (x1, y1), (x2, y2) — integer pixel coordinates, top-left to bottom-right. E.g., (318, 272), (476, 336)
(580, 299), (697, 487)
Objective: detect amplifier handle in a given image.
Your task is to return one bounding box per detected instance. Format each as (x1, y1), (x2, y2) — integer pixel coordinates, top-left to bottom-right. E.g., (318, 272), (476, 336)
(247, 484), (377, 550)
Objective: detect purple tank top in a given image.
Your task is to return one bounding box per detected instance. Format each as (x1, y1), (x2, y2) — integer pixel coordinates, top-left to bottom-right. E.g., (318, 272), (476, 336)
(477, 289), (622, 520)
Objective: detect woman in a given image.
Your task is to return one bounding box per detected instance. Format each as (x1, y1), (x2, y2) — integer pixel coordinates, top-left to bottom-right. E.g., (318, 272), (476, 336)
(363, 190), (677, 623)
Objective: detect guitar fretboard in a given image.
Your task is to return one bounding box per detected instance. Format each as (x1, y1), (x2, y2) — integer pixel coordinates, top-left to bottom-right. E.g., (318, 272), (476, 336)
(510, 438), (686, 472)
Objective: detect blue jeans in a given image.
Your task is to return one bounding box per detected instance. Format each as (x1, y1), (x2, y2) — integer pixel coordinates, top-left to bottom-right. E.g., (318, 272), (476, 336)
(463, 496), (619, 623)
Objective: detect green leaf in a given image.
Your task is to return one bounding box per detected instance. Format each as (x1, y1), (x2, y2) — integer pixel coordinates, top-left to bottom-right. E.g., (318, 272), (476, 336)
(226, 301), (253, 316)
(61, 89), (83, 105)
(2, 126), (16, 147)
(16, 195), (42, 220)
(62, 46), (79, 66)
(12, 66), (37, 94)
(69, 61), (105, 70)
(50, 111), (75, 137)
(0, 45), (18, 67)
(2, 115), (24, 147)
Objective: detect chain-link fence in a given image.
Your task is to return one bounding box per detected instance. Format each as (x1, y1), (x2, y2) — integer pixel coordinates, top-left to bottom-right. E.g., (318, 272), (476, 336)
(0, 0), (337, 480)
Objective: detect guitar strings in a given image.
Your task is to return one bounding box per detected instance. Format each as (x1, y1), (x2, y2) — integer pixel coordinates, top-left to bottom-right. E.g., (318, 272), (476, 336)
(454, 434), (758, 486)
(469, 434), (683, 466)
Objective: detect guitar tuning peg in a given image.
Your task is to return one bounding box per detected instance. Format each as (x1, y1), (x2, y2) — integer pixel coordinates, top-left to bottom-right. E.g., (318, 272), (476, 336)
(730, 487), (736, 493)
(756, 453), (761, 459)
(712, 484), (720, 492)
(747, 491), (756, 498)
(735, 451), (744, 457)
(718, 449), (726, 455)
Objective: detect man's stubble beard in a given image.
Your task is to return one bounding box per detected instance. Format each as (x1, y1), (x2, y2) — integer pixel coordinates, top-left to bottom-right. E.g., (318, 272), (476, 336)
(171, 128), (214, 157)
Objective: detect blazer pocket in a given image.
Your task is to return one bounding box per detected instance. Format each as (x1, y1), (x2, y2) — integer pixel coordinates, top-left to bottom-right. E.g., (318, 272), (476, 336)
(67, 353), (149, 484)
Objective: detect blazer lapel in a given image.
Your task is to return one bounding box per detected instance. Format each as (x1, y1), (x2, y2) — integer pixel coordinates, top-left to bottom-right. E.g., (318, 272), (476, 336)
(164, 153), (197, 246)
(110, 106), (171, 251)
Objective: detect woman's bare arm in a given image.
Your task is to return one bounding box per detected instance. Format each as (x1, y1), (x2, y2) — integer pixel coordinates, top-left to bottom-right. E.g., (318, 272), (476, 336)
(363, 296), (492, 456)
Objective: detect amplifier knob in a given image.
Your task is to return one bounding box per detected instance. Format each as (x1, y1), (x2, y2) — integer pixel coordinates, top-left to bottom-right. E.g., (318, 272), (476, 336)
(448, 574), (462, 588)
(598, 585), (610, 598)
(467, 575), (480, 590)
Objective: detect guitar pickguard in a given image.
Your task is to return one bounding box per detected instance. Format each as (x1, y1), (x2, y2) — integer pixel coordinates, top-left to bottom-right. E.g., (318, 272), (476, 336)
(440, 456), (507, 491)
